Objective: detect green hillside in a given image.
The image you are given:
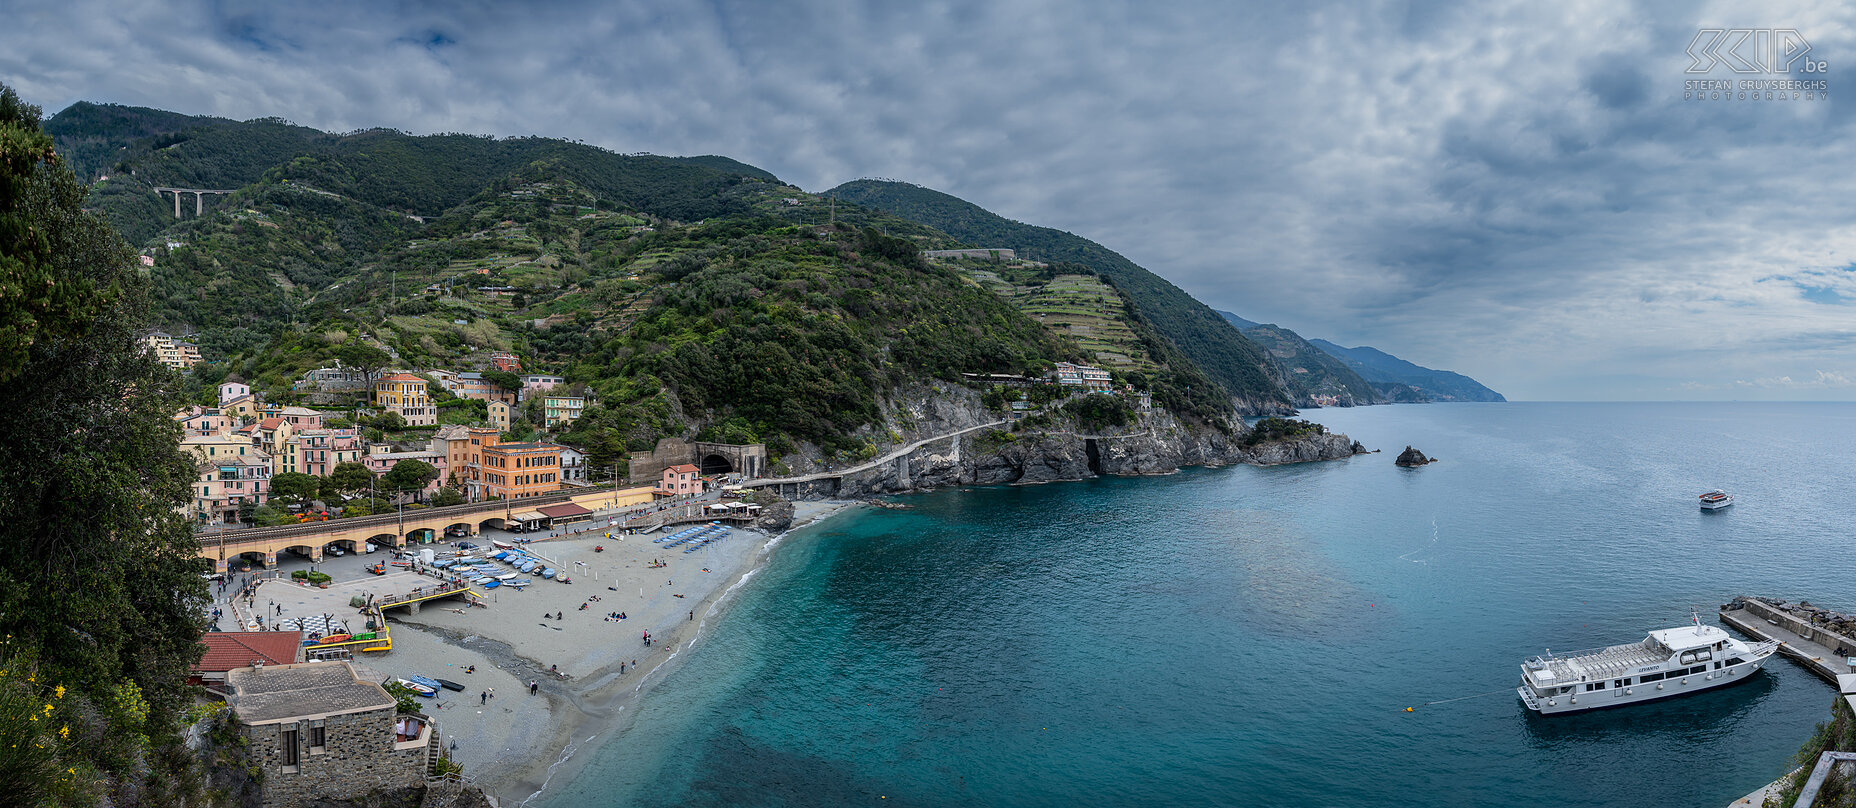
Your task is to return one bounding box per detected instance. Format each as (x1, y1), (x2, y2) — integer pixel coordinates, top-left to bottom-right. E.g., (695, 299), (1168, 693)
(45, 102), (1098, 470)
(825, 180), (1292, 413)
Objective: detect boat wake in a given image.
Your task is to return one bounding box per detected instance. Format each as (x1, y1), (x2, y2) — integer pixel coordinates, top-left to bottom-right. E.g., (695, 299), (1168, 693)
(1396, 517), (1441, 565)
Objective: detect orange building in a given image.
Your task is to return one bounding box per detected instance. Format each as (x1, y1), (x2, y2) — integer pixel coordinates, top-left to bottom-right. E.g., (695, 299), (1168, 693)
(478, 442), (563, 501)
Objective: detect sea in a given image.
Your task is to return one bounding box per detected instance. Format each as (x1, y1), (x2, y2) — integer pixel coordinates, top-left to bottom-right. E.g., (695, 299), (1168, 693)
(539, 402), (1856, 807)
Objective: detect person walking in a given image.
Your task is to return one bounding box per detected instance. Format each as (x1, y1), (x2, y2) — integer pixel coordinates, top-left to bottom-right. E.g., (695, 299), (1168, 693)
(529, 680), (538, 694)
(480, 691), (487, 705)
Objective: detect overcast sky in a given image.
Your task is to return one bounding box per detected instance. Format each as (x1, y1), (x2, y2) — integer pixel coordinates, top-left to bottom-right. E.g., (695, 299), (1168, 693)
(6, 0), (1856, 400)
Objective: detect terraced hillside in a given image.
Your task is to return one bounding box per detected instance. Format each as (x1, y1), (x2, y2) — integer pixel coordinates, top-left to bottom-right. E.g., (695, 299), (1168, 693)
(953, 260), (1159, 375)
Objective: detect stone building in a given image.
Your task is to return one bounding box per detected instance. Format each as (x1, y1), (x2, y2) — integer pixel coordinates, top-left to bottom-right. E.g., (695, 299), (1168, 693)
(226, 661), (435, 808)
(627, 438), (767, 484)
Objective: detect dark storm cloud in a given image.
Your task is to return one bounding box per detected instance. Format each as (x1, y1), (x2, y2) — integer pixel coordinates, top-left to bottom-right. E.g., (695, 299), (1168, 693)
(4, 0), (1855, 399)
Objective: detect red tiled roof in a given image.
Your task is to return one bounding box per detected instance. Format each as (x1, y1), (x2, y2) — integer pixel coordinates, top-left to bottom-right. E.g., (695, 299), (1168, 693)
(196, 632), (304, 673)
(257, 417), (284, 429)
(667, 464), (699, 473)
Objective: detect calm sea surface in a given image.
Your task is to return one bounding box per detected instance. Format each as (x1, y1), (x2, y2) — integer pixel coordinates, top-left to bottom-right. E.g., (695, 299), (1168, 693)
(541, 403), (1856, 807)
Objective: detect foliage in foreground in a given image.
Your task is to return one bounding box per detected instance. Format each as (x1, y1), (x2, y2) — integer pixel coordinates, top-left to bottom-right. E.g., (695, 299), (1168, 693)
(0, 83), (209, 807)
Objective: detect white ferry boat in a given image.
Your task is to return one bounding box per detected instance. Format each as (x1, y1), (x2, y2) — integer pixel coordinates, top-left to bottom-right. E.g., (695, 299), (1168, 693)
(1700, 490), (1733, 510)
(1517, 618), (1777, 715)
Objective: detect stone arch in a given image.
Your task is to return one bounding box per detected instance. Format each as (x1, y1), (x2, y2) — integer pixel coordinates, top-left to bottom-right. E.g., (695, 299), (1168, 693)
(477, 517), (506, 532)
(234, 551), (270, 569)
(443, 521), (475, 539)
(324, 538), (360, 556)
(406, 527), (438, 544)
(699, 453), (734, 476)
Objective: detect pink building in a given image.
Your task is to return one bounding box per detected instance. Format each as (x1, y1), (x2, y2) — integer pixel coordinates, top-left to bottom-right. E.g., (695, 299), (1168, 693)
(361, 449), (449, 499)
(278, 406), (326, 430)
(296, 429), (364, 478)
(658, 463), (701, 497)
(176, 407), (235, 437)
(188, 451), (272, 524)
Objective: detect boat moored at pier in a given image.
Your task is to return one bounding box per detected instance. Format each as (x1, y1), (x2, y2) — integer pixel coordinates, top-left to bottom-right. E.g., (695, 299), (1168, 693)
(1517, 617), (1777, 715)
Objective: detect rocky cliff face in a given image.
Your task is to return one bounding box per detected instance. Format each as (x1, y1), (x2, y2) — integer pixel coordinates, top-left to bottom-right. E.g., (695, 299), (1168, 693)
(812, 391), (1365, 500)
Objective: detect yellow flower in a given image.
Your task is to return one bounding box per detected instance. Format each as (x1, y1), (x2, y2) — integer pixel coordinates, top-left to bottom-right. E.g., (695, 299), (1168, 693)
(43, 704), (53, 715)
(53, 685), (64, 699)
(59, 725), (69, 739)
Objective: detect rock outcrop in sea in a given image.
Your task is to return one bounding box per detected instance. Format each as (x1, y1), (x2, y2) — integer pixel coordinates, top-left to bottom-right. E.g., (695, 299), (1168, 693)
(1394, 446), (1432, 466)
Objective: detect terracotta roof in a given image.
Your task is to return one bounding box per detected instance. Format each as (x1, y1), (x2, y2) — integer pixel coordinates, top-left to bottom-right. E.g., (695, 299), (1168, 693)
(257, 417), (284, 429)
(667, 464), (700, 473)
(197, 632), (304, 673)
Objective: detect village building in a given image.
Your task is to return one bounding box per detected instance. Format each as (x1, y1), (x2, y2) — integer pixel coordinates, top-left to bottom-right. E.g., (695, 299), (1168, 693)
(295, 364), (372, 396)
(541, 394), (586, 427)
(552, 443), (587, 482)
(659, 463), (702, 497)
(278, 406), (326, 430)
(477, 442), (564, 501)
(176, 406), (236, 437)
(1051, 361), (1115, 392)
(183, 435), (272, 523)
(224, 661), (435, 808)
(218, 381), (251, 406)
(488, 400), (512, 430)
(222, 393), (260, 421)
(295, 428), (365, 478)
(433, 370), (516, 405)
(488, 351), (520, 373)
(373, 373), (437, 427)
(520, 373), (564, 401)
(362, 447), (449, 499)
(143, 331), (202, 370)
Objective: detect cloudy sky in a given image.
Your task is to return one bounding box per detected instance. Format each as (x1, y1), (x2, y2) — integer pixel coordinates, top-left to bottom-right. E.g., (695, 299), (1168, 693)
(5, 0), (1856, 400)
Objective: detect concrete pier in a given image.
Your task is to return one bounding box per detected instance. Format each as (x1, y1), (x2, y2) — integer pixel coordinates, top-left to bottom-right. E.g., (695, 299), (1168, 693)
(1720, 598), (1856, 685)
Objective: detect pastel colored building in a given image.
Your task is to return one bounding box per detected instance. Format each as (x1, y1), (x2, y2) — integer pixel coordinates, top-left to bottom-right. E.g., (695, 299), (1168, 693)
(477, 442), (563, 501)
(659, 463), (701, 497)
(144, 332), (202, 370)
(278, 406), (326, 430)
(295, 429), (364, 478)
(373, 373), (436, 427)
(218, 381), (251, 406)
(520, 374), (564, 401)
(488, 400), (511, 430)
(1051, 361), (1114, 392)
(541, 394), (586, 427)
(489, 351), (520, 372)
(361, 448), (449, 498)
(183, 434), (271, 523)
(176, 407), (235, 437)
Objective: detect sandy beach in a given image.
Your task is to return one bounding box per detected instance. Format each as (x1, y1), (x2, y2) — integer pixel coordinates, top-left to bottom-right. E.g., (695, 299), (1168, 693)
(264, 500), (859, 805)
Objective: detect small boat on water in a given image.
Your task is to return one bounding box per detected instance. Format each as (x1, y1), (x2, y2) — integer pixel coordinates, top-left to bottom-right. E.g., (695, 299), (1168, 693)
(1517, 614), (1777, 715)
(1700, 490), (1733, 510)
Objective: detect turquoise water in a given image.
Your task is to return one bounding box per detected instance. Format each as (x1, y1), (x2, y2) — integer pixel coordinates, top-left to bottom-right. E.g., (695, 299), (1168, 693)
(542, 403), (1856, 807)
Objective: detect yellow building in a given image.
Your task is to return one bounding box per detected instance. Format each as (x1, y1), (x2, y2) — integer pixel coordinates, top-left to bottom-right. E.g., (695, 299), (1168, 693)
(143, 332), (202, 370)
(373, 373), (436, 427)
(488, 400), (512, 430)
(541, 394), (585, 427)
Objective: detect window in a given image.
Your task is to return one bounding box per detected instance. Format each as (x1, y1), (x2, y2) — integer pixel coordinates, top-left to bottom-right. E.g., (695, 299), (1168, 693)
(1586, 681), (1606, 691)
(1613, 678), (1630, 688)
(1725, 657), (1746, 666)
(309, 722), (325, 751)
(1689, 666), (1708, 676)
(281, 729), (299, 766)
(1641, 671), (1665, 682)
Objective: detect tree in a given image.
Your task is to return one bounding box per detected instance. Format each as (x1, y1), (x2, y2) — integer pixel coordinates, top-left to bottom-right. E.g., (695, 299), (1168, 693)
(481, 369), (522, 394)
(0, 83), (211, 805)
(327, 461), (375, 497)
(431, 488), (465, 507)
(337, 341), (390, 387)
(381, 459), (439, 501)
(370, 410), (406, 431)
(269, 471), (319, 506)
(251, 504), (295, 527)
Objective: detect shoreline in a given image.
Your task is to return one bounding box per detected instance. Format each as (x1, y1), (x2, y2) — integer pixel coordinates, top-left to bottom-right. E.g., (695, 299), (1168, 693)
(378, 500), (860, 807)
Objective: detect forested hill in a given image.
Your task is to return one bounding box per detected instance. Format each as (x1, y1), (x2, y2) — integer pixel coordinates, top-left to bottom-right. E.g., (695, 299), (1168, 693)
(48, 103), (784, 245)
(825, 179), (1293, 413)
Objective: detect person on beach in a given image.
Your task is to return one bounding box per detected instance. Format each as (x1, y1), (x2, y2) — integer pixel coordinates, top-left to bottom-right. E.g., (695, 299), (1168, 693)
(529, 680), (538, 694)
(480, 691), (487, 705)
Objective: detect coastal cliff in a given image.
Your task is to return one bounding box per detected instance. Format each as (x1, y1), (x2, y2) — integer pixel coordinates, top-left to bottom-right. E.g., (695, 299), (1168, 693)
(773, 384), (1364, 499)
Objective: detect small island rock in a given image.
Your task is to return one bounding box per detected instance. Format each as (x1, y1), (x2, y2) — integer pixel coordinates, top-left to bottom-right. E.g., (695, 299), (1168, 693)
(1394, 445), (1432, 467)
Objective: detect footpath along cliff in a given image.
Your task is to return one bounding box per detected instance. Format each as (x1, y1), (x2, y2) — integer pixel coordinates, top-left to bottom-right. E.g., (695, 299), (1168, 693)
(761, 384), (1366, 499)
